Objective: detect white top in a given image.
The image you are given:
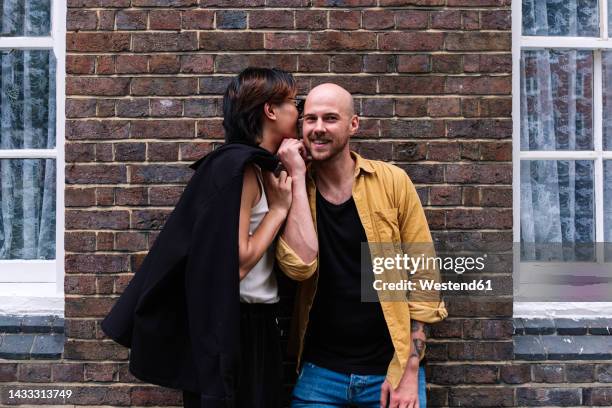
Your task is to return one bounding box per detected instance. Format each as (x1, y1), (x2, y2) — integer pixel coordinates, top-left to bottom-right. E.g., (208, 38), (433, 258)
(239, 166), (280, 304)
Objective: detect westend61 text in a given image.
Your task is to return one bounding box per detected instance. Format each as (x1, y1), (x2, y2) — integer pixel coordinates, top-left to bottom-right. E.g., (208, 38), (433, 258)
(373, 279), (493, 292)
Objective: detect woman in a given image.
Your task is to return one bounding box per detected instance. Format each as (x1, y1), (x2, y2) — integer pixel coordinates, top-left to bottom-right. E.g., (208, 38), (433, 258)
(101, 68), (302, 407)
(182, 67), (301, 408)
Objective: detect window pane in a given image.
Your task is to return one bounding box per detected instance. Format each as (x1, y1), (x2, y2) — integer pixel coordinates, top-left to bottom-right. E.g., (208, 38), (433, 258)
(521, 160), (595, 261)
(521, 50), (593, 151)
(603, 52), (612, 150)
(0, 159), (55, 260)
(522, 0), (599, 36)
(0, 0), (51, 36)
(0, 50), (56, 149)
(605, 161), (612, 242)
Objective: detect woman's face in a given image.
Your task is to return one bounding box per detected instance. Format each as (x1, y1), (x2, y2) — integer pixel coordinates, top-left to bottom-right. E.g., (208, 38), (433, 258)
(269, 91), (300, 144)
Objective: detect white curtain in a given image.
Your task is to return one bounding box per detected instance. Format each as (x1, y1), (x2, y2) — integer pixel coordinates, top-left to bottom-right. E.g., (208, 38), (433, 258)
(0, 0), (56, 260)
(520, 0), (596, 260)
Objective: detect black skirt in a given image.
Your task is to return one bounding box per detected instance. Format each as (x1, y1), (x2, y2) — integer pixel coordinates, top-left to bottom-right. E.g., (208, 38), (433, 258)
(183, 302), (283, 408)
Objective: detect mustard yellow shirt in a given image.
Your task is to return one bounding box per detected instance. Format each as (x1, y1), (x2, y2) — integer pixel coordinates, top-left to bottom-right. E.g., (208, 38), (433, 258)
(276, 151), (448, 389)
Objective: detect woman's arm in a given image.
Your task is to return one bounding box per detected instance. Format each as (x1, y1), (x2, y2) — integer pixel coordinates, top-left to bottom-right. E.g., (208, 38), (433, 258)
(238, 164), (291, 280)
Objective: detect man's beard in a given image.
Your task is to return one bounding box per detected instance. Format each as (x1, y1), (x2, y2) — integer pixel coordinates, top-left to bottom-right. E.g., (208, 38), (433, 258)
(307, 136), (346, 162)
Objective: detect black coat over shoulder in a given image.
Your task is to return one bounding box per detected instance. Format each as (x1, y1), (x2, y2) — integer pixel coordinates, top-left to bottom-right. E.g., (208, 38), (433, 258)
(100, 142), (279, 406)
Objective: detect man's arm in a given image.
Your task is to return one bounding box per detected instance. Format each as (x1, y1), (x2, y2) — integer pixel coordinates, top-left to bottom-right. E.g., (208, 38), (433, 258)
(275, 139), (318, 280)
(380, 319), (428, 408)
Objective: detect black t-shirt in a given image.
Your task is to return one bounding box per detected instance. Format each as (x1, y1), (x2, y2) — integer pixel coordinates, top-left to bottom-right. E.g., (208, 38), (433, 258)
(302, 189), (395, 375)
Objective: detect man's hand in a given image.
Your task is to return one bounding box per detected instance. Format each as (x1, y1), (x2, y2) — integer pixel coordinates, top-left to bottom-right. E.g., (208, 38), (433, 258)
(277, 138), (307, 178)
(380, 373), (419, 408)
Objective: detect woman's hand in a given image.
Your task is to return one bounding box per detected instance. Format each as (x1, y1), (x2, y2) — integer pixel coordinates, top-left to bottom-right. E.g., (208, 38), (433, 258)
(262, 170), (292, 215)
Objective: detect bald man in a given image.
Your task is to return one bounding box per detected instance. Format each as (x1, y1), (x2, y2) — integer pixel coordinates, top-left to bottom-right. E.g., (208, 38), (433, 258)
(275, 83), (447, 408)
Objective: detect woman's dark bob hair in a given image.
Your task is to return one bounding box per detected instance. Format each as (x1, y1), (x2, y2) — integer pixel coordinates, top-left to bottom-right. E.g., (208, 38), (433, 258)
(222, 67), (296, 145)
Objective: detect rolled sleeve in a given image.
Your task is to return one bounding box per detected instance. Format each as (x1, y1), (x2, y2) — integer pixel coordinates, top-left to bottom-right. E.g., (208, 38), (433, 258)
(407, 300), (448, 323)
(275, 235), (317, 281)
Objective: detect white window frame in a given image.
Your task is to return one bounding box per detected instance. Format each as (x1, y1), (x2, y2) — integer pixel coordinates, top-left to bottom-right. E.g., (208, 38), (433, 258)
(513, 0), (612, 317)
(0, 0), (66, 315)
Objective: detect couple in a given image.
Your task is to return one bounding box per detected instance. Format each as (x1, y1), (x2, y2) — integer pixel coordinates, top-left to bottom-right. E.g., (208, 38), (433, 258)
(101, 67), (447, 408)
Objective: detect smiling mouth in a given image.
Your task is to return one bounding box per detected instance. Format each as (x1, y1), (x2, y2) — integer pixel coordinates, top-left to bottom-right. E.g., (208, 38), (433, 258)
(311, 140), (331, 145)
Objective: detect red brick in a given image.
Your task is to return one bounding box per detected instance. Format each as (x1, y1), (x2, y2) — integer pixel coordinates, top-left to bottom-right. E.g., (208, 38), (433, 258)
(115, 187), (148, 206)
(18, 364), (52, 382)
(328, 10), (361, 30)
(98, 10), (115, 30)
(66, 187), (96, 207)
(115, 10), (147, 30)
(445, 76), (511, 95)
(132, 0), (196, 5)
(481, 10), (511, 29)
(130, 120), (195, 139)
(64, 339), (129, 360)
(427, 142), (461, 161)
(298, 55), (329, 72)
(395, 98), (428, 117)
(116, 99), (149, 118)
(445, 32), (511, 51)
(115, 55), (147, 74)
(199, 32), (263, 50)
(133, 32), (198, 52)
(149, 10), (181, 30)
(67, 10), (98, 31)
(182, 10), (214, 29)
(149, 55), (180, 74)
(148, 142), (180, 161)
(397, 55), (430, 73)
(431, 10), (461, 29)
(379, 32), (443, 51)
(130, 387), (183, 406)
(66, 210), (129, 230)
(96, 55), (114, 74)
(295, 10), (327, 29)
(445, 163), (512, 184)
(52, 364), (84, 382)
(432, 54), (463, 74)
(363, 10), (395, 29)
(250, 10), (294, 29)
(131, 78), (198, 96)
(150, 98), (182, 117)
(67, 33), (130, 52)
(67, 77), (130, 96)
(65, 143), (94, 163)
(181, 54), (214, 74)
(464, 54), (512, 73)
(380, 76), (445, 94)
(66, 275), (96, 294)
(129, 164), (193, 185)
(331, 55), (362, 73)
(363, 54), (395, 73)
(66, 254), (128, 274)
(428, 98), (461, 117)
(65, 232), (96, 252)
(310, 32), (376, 50)
(395, 10), (429, 29)
(66, 55), (95, 74)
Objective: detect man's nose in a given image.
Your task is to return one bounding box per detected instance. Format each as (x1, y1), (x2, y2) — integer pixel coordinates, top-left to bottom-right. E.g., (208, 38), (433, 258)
(314, 118), (325, 133)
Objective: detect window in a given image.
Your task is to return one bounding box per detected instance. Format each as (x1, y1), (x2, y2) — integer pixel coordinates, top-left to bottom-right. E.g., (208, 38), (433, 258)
(0, 0), (66, 315)
(513, 0), (612, 316)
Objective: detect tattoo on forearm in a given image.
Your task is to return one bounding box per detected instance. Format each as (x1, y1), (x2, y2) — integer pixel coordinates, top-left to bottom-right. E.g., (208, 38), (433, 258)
(409, 320), (429, 359)
(410, 320), (423, 333)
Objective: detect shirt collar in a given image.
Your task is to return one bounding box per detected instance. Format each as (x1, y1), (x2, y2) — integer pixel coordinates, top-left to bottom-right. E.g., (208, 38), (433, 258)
(350, 150), (376, 177)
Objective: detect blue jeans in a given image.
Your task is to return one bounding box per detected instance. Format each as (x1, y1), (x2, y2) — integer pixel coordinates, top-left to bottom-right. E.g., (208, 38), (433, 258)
(291, 361), (427, 408)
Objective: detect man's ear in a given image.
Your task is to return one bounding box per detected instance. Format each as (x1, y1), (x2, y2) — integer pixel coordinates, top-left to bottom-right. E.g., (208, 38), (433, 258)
(263, 102), (277, 121)
(348, 114), (359, 136)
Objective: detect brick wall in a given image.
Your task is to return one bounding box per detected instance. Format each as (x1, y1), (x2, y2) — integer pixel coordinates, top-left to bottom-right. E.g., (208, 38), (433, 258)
(0, 0), (598, 406)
